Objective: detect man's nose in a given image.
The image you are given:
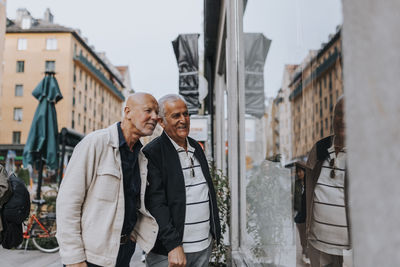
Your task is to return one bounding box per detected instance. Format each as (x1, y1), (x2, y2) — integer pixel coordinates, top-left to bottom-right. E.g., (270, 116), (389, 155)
(178, 114), (187, 122)
(150, 111), (158, 120)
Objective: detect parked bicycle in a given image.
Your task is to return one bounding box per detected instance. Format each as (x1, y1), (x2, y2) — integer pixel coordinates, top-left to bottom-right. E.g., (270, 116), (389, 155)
(20, 190), (59, 253)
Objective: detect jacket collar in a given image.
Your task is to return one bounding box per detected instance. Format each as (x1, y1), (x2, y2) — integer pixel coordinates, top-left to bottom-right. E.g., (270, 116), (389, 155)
(316, 135), (333, 161)
(107, 122), (120, 148)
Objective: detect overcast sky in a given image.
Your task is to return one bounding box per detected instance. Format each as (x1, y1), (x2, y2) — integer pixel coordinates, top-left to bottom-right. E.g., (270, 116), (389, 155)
(6, 0), (342, 100)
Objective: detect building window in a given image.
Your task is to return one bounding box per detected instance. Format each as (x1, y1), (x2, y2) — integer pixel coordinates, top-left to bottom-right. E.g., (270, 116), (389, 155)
(80, 69), (82, 81)
(13, 108), (23, 121)
(72, 111), (75, 129)
(324, 97), (327, 109)
(321, 120), (324, 137)
(17, 38), (27, 50)
(72, 88), (76, 106)
(46, 38), (57, 50)
(12, 131), (21, 144)
(84, 96), (87, 111)
(325, 118), (328, 130)
(15, 84), (23, 96)
(74, 43), (77, 56)
(45, 60), (56, 72)
(84, 117), (87, 134)
(73, 65), (76, 83)
(16, 61), (24, 73)
(78, 113), (81, 125)
(79, 91), (82, 103)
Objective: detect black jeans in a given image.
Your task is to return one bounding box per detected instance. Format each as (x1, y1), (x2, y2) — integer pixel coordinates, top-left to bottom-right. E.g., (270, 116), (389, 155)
(63, 240), (136, 267)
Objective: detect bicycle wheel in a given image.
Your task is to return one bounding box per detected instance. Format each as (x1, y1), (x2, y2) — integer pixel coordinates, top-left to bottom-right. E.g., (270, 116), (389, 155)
(31, 213), (59, 253)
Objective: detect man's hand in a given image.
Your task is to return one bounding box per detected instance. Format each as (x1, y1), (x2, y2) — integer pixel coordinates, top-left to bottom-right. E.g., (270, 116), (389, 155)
(168, 246), (186, 267)
(66, 262), (87, 267)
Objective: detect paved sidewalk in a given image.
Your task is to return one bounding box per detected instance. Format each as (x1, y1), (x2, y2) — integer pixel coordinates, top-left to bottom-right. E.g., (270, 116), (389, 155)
(0, 246), (145, 267)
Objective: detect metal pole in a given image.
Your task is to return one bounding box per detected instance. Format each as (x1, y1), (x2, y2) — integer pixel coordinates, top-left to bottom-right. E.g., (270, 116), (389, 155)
(36, 153), (43, 200)
(58, 128), (66, 186)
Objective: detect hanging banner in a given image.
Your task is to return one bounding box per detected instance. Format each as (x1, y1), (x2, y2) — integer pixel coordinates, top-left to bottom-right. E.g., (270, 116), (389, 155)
(172, 34), (200, 114)
(244, 33), (271, 118)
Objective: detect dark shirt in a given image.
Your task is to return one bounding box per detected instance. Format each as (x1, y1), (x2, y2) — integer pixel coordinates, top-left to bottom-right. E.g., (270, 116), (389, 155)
(117, 122), (142, 236)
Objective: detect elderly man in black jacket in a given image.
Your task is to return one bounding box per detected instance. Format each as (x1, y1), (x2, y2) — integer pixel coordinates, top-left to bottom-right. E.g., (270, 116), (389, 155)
(143, 94), (221, 267)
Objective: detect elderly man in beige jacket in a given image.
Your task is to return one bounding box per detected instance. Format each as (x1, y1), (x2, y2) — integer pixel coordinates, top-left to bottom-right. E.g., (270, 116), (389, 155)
(57, 93), (159, 267)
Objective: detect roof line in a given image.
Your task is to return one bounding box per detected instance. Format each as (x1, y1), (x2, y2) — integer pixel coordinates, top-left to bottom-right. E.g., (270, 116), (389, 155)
(6, 28), (125, 88)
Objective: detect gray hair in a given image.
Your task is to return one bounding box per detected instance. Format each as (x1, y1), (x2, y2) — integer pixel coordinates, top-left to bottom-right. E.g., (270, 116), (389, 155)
(158, 94), (187, 121)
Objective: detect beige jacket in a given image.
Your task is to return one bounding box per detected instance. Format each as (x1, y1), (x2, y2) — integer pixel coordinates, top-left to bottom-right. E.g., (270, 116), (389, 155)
(0, 165), (10, 234)
(56, 123), (158, 267)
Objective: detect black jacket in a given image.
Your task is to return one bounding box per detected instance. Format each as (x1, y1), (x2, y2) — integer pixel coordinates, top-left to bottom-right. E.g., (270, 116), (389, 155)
(143, 132), (221, 255)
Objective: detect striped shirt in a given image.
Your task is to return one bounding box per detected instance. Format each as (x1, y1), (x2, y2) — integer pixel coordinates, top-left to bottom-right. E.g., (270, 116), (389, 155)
(309, 145), (350, 255)
(167, 135), (212, 253)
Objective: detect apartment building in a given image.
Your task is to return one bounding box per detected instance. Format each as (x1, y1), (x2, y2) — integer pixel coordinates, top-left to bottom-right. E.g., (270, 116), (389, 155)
(277, 64), (297, 164)
(289, 28), (343, 159)
(0, 0), (5, 95)
(0, 8), (125, 147)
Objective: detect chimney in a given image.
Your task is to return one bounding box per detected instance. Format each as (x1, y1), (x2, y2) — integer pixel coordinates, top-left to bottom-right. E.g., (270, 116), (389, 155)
(17, 8), (33, 29)
(44, 8), (54, 23)
(16, 8), (30, 23)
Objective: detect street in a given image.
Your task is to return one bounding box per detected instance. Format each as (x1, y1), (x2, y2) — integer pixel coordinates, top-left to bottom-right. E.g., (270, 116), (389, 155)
(0, 246), (145, 267)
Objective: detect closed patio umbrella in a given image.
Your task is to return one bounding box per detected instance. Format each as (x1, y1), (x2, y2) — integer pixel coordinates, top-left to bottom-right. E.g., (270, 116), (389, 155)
(23, 71), (63, 200)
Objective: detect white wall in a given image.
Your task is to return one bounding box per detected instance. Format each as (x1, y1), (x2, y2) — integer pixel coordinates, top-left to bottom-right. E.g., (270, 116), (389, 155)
(343, 1), (400, 266)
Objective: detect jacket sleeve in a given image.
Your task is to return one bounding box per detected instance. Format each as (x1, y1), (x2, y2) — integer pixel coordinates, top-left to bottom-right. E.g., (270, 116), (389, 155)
(0, 165), (9, 204)
(56, 136), (97, 264)
(145, 154), (182, 253)
(0, 165), (10, 233)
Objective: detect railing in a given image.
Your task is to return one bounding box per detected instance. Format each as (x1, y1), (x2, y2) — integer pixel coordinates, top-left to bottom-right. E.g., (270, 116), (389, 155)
(289, 51), (340, 101)
(74, 53), (124, 101)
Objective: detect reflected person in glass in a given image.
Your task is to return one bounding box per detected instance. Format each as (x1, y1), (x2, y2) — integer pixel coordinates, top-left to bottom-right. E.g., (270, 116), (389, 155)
(305, 96), (350, 267)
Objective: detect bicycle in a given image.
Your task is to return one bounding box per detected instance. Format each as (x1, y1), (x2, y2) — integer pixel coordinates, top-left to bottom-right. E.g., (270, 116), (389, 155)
(20, 196), (59, 253)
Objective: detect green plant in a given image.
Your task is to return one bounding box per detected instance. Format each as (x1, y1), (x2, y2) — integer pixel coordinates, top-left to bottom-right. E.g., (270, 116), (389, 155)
(16, 168), (30, 186)
(209, 164), (230, 266)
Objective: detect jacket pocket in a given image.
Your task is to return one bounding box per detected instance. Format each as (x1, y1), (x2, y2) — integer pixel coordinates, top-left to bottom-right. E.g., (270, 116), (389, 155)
(94, 168), (121, 202)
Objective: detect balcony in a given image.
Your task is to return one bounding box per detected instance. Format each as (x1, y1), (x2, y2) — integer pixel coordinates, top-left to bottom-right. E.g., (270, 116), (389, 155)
(74, 53), (124, 101)
(289, 82), (302, 101)
(316, 51), (339, 78)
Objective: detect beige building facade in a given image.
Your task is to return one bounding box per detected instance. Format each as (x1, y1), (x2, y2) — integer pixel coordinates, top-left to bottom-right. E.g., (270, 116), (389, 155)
(0, 8), (125, 145)
(290, 28), (343, 159)
(0, 0), (6, 96)
(277, 64), (297, 164)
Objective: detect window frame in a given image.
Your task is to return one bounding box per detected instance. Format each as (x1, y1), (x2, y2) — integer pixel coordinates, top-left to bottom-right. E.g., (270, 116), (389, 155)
(12, 131), (21, 144)
(17, 38), (27, 50)
(13, 107), (23, 121)
(15, 84), (23, 97)
(16, 61), (25, 73)
(46, 38), (58, 50)
(45, 60), (56, 72)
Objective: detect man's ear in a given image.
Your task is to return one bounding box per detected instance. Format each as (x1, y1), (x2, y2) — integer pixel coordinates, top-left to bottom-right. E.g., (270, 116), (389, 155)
(158, 117), (165, 128)
(124, 106), (130, 116)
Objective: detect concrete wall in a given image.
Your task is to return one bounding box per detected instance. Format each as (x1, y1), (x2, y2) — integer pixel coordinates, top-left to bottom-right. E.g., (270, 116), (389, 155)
(342, 1), (400, 266)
